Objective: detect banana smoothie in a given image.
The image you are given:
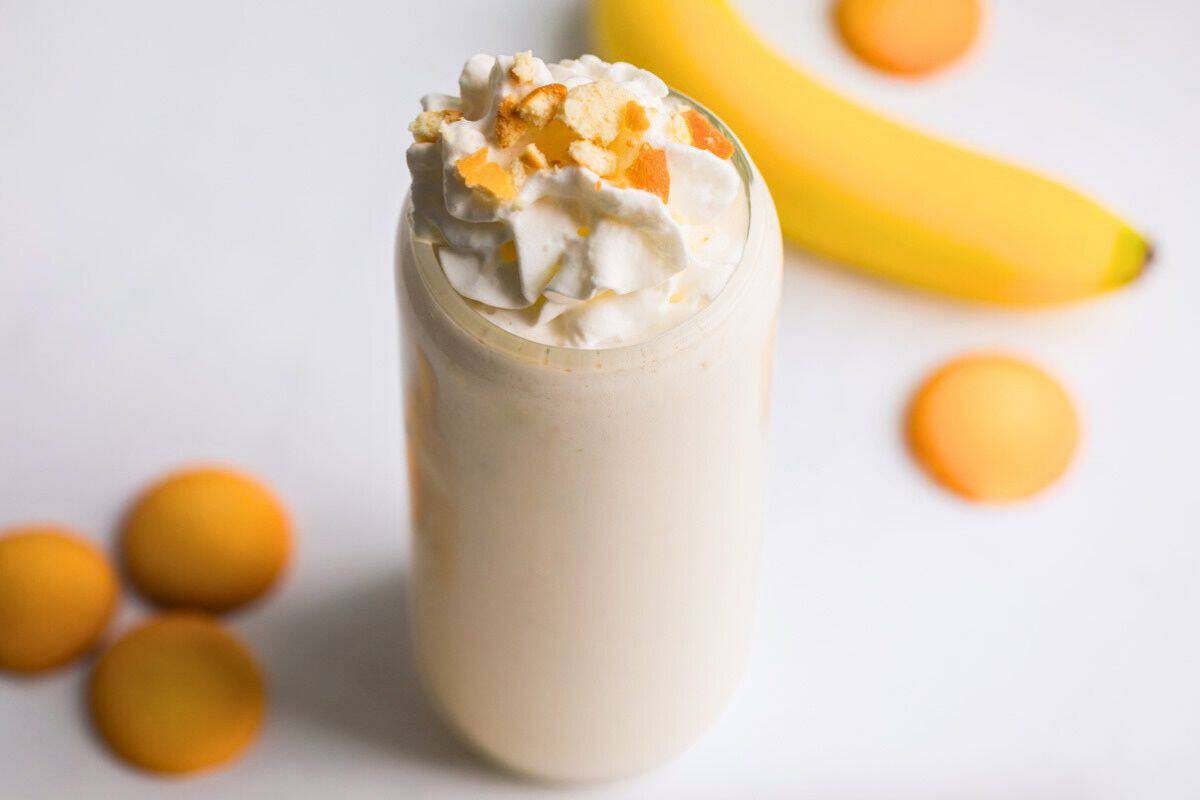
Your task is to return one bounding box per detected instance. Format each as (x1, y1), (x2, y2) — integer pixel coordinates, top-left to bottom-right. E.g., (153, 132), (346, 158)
(398, 52), (782, 782)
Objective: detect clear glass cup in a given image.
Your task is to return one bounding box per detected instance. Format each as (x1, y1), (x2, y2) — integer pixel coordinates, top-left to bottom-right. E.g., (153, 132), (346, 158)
(396, 101), (782, 782)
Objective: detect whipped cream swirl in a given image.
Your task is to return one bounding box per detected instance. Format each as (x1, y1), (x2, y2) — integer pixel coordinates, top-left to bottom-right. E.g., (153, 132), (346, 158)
(406, 53), (747, 349)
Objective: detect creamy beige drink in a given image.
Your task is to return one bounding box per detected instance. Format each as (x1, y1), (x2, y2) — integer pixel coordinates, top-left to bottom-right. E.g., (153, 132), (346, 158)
(398, 52), (781, 782)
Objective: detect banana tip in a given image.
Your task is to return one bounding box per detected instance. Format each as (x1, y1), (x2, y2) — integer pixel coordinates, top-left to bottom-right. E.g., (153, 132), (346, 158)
(1113, 231), (1154, 287)
(1141, 240), (1156, 276)
(1126, 237), (1156, 286)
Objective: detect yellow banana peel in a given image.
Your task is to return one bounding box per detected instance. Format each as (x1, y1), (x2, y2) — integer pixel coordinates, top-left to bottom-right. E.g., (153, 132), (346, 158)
(593, 0), (1151, 305)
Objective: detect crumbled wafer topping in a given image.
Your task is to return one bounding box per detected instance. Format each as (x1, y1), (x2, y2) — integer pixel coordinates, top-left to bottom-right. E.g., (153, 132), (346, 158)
(510, 50), (536, 84)
(624, 145), (669, 202)
(568, 140), (618, 177)
(520, 143), (549, 170)
(668, 110), (692, 145)
(517, 83), (567, 128)
(622, 100), (650, 133)
(682, 109), (734, 159)
(494, 96), (526, 148)
(455, 147), (516, 200)
(408, 109), (463, 143)
(562, 80), (630, 145)
(406, 53), (746, 348)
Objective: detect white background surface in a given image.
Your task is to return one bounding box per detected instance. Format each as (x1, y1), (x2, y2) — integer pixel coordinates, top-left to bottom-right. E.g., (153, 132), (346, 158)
(2, 1), (1198, 797)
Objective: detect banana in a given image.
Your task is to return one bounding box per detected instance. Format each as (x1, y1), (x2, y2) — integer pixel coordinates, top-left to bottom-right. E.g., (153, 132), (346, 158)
(592, 0), (1150, 305)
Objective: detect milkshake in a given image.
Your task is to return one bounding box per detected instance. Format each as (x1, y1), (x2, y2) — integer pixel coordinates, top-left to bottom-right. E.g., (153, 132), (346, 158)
(398, 53), (782, 782)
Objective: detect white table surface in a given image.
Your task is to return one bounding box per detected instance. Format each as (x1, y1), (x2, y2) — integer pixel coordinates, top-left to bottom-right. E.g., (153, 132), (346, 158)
(3, 1), (1198, 797)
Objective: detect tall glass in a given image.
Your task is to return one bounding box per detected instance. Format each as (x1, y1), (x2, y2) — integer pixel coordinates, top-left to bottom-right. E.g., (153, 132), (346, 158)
(397, 112), (782, 782)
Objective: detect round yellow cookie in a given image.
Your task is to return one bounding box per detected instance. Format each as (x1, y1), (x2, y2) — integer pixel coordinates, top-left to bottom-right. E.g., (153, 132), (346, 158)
(122, 467), (290, 612)
(89, 613), (266, 774)
(0, 526), (119, 673)
(908, 353), (1079, 502)
(835, 0), (983, 76)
